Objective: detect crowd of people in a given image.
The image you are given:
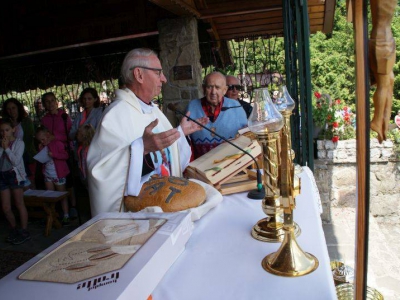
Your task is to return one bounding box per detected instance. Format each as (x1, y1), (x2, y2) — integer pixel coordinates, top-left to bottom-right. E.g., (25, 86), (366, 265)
(1, 47), (252, 244)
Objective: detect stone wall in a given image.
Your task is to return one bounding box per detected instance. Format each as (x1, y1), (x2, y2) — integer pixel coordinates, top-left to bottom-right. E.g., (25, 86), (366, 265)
(314, 139), (400, 223)
(158, 17), (203, 127)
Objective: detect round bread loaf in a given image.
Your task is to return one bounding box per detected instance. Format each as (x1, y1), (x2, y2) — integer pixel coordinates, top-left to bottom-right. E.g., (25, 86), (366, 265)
(124, 176), (207, 212)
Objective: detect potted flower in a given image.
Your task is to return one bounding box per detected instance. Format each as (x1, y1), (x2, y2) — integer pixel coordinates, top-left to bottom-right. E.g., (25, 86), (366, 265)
(313, 91), (356, 142)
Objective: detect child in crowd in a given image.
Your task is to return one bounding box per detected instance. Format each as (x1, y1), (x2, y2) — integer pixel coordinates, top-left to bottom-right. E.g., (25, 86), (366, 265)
(41, 92), (77, 219)
(76, 124), (95, 188)
(0, 119), (30, 244)
(35, 126), (70, 225)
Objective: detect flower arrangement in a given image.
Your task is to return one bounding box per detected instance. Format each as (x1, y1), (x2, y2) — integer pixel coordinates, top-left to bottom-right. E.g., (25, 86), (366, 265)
(313, 91), (356, 142)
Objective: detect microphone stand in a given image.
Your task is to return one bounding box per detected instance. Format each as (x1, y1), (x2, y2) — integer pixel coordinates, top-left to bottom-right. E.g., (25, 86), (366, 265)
(168, 104), (265, 199)
(62, 114), (82, 224)
(220, 106), (242, 111)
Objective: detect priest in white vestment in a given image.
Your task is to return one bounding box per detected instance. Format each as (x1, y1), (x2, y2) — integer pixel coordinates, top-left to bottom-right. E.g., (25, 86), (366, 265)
(87, 48), (208, 217)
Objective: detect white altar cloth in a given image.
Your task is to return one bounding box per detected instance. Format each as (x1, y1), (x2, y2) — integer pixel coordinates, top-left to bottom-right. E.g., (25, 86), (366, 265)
(152, 168), (337, 300)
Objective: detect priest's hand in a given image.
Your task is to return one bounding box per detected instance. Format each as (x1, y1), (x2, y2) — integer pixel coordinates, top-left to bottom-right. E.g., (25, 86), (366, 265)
(143, 119), (180, 155)
(180, 111), (209, 136)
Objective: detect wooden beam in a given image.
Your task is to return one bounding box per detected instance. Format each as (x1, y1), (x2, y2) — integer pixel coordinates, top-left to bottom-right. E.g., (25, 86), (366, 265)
(218, 24), (284, 39)
(309, 18), (324, 26)
(0, 31), (159, 60)
(310, 25), (324, 33)
(308, 0), (326, 5)
(149, 0), (201, 17)
(353, 0), (370, 298)
(308, 5), (325, 13)
(219, 30), (284, 40)
(212, 10), (283, 24)
(309, 12), (325, 19)
(323, 0), (336, 33)
(197, 1), (281, 19)
(215, 17), (282, 30)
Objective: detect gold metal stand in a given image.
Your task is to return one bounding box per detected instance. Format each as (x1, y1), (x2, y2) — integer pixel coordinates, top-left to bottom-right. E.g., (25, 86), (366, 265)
(251, 113), (300, 243)
(262, 223), (319, 276)
(251, 131), (285, 242)
(261, 109), (318, 277)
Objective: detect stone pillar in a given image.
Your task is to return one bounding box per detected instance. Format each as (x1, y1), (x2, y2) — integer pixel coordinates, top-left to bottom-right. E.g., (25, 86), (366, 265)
(158, 17), (203, 126)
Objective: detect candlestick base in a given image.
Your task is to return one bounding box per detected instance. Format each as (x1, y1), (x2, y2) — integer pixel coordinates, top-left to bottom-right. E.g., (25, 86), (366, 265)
(262, 225), (318, 276)
(252, 218), (301, 242)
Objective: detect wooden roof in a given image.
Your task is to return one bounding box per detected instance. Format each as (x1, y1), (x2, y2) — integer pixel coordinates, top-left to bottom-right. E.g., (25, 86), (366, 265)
(0, 0), (335, 59)
(0, 0), (335, 93)
(149, 0), (336, 40)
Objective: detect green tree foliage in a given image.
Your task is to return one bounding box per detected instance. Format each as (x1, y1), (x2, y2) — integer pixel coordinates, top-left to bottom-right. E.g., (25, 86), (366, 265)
(310, 3), (355, 106)
(310, 0), (400, 120)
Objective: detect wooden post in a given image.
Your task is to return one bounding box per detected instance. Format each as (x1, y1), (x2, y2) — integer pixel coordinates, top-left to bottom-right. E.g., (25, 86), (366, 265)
(352, 0), (370, 299)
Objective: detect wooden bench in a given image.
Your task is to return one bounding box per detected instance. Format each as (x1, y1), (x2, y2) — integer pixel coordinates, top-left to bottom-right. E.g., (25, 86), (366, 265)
(23, 190), (69, 236)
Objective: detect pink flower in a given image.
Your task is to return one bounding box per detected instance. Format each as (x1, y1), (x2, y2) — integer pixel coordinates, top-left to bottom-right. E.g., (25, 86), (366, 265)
(343, 106), (348, 112)
(314, 91), (321, 99)
(332, 136), (339, 143)
(335, 99), (341, 105)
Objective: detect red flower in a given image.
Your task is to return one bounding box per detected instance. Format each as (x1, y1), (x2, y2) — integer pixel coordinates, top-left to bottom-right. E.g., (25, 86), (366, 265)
(314, 91), (321, 99)
(332, 122), (339, 128)
(343, 106), (348, 112)
(332, 136), (339, 143)
(335, 99), (341, 105)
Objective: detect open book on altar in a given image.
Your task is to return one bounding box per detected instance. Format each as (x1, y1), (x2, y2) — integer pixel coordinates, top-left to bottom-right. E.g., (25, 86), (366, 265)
(186, 135), (262, 194)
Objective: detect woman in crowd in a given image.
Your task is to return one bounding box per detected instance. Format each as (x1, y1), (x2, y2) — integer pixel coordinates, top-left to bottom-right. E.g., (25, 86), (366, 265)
(69, 87), (103, 142)
(2, 98), (37, 189)
(41, 92), (72, 146)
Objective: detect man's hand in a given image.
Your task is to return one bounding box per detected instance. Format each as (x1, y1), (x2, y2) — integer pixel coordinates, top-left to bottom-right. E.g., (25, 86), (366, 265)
(180, 111), (209, 136)
(143, 119), (180, 154)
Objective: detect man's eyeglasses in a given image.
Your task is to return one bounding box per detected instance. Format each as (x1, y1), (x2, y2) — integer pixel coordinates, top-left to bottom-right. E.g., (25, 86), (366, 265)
(129, 66), (163, 77)
(227, 85), (242, 91)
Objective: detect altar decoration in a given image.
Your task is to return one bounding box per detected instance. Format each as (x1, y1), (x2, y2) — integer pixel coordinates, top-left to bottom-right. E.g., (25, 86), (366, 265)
(186, 135), (262, 195)
(0, 212), (192, 300)
(248, 87), (286, 242)
(126, 178), (223, 222)
(249, 87), (319, 277)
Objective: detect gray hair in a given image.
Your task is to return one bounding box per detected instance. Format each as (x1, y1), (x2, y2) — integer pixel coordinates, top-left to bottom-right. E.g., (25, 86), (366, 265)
(120, 48), (158, 85)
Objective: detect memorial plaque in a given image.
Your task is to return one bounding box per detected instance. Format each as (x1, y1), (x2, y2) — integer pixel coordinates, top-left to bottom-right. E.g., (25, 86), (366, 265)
(173, 65), (193, 80)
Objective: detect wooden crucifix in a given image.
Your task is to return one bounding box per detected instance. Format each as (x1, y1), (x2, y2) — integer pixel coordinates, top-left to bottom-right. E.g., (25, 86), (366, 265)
(368, 0), (397, 143)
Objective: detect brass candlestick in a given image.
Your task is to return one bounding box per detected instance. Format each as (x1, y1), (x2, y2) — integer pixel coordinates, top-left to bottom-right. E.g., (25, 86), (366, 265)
(262, 87), (319, 277)
(279, 109), (300, 237)
(248, 88), (286, 242)
(275, 85), (302, 173)
(251, 131), (285, 242)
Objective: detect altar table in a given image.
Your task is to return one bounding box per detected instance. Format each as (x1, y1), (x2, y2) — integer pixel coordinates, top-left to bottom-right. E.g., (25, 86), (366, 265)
(152, 168), (337, 300)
